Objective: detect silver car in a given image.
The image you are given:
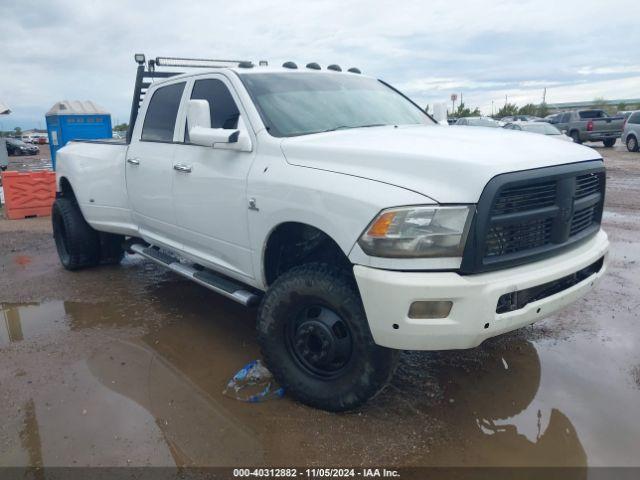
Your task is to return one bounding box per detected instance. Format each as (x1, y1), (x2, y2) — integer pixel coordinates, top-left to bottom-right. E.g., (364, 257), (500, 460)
(503, 121), (573, 141)
(455, 116), (501, 127)
(622, 110), (640, 152)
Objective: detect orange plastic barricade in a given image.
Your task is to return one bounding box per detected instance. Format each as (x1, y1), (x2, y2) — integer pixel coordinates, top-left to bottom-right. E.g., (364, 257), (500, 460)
(1, 171), (56, 220)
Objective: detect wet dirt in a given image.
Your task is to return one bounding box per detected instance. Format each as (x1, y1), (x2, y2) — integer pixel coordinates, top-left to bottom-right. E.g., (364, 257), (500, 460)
(0, 145), (639, 467)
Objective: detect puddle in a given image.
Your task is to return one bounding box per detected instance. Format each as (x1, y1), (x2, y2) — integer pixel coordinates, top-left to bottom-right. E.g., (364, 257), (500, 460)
(0, 302), (68, 346)
(0, 263), (639, 467)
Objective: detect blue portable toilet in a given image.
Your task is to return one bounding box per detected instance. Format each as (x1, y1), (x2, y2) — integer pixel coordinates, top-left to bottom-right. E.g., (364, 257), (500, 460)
(46, 100), (112, 169)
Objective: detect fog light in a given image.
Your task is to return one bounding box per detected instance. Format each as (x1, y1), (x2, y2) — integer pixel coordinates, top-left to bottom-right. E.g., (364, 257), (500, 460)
(408, 301), (453, 319)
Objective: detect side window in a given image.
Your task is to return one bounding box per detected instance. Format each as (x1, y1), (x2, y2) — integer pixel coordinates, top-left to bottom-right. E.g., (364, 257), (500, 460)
(630, 112), (640, 124)
(561, 113), (570, 123)
(141, 82), (186, 142)
(185, 79), (240, 142)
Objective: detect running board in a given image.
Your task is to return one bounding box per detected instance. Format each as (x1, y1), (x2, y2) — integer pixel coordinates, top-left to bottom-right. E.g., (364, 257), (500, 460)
(129, 244), (260, 307)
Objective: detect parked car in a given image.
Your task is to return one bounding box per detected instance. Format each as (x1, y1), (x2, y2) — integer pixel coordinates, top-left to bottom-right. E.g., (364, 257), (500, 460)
(52, 55), (609, 411)
(5, 138), (40, 155)
(503, 121), (572, 141)
(551, 109), (624, 146)
(455, 116), (501, 127)
(501, 115), (540, 122)
(622, 110), (640, 152)
(539, 113), (561, 123)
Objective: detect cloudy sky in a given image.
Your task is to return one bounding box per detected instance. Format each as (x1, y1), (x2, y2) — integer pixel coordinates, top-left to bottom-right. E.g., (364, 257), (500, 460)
(1, 0), (639, 129)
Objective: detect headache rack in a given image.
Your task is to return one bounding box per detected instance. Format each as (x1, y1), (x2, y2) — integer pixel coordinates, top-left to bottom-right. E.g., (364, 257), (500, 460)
(126, 54), (254, 143)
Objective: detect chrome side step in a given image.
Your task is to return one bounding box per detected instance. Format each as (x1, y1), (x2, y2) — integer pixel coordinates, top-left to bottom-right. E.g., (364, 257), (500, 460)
(130, 243), (260, 307)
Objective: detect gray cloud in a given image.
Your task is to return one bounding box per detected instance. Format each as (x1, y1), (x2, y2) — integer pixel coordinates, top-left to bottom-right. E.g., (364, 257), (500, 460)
(1, 0), (639, 128)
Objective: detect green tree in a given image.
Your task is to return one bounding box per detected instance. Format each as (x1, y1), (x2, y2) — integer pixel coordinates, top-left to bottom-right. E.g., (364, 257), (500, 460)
(495, 103), (519, 118)
(518, 103), (538, 116)
(14, 126), (22, 137)
(454, 102), (481, 118)
(617, 102), (627, 112)
(536, 102), (550, 118)
(113, 123), (128, 132)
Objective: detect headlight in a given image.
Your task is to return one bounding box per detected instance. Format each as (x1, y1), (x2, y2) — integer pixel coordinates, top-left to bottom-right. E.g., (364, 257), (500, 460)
(358, 205), (474, 258)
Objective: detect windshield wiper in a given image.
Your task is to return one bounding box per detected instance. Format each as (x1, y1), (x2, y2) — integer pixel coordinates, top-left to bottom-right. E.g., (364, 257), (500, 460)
(318, 123), (387, 133)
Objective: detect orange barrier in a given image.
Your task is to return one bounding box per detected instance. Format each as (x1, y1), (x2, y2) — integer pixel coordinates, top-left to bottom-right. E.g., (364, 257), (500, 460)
(1, 171), (56, 220)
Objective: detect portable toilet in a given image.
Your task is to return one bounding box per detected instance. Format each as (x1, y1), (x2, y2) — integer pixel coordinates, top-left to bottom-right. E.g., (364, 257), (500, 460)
(45, 100), (112, 169)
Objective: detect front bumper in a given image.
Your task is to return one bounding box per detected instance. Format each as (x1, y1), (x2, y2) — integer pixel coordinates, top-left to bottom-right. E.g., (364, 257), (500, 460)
(354, 230), (609, 351)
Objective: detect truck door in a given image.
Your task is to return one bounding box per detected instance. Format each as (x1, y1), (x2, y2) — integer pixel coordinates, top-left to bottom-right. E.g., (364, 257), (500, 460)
(125, 81), (187, 250)
(171, 76), (256, 282)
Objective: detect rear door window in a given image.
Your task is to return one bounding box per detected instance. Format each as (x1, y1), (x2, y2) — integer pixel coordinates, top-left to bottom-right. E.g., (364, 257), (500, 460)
(579, 110), (606, 119)
(629, 112), (640, 124)
(141, 82), (186, 142)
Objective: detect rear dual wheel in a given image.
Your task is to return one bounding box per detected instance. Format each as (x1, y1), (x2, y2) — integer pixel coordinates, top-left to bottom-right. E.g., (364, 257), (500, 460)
(52, 197), (124, 270)
(603, 138), (616, 148)
(257, 263), (399, 412)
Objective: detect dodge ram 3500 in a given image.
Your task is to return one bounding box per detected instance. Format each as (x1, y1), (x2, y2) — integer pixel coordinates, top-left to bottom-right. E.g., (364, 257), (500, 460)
(53, 55), (609, 411)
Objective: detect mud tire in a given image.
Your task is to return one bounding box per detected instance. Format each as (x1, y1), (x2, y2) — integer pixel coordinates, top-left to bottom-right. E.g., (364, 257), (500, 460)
(257, 263), (399, 411)
(99, 232), (125, 265)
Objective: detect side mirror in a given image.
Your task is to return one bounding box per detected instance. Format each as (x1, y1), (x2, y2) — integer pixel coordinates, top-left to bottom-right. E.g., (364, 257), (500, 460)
(187, 99), (240, 147)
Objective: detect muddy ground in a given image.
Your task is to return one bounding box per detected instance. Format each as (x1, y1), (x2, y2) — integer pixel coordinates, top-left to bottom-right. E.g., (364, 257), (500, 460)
(0, 143), (639, 468)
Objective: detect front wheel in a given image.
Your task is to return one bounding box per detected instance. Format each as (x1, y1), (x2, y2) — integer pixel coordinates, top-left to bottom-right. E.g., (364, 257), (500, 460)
(627, 135), (639, 152)
(257, 263), (399, 411)
(603, 138), (616, 148)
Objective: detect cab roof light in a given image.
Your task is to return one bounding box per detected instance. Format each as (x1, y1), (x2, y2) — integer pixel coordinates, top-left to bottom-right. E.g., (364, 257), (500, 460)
(306, 62), (321, 70)
(348, 67), (362, 74)
(282, 61), (298, 69)
(327, 64), (342, 72)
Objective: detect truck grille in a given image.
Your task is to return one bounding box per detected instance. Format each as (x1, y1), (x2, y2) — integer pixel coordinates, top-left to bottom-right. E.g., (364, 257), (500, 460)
(460, 161), (605, 273)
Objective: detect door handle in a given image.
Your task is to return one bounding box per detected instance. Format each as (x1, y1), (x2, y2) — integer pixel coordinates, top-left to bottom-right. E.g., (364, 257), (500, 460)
(127, 157), (140, 166)
(173, 164), (192, 173)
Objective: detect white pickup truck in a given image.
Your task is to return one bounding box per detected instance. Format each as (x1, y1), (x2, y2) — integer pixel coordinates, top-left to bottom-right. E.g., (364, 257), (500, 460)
(53, 55), (609, 411)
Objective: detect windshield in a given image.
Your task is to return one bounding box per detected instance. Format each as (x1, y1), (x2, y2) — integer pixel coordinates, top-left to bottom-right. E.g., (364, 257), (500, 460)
(239, 72), (434, 137)
(522, 123), (562, 135)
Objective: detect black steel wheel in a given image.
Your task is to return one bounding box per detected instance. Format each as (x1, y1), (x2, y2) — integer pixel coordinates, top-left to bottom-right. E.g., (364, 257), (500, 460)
(286, 304), (353, 379)
(257, 263), (399, 411)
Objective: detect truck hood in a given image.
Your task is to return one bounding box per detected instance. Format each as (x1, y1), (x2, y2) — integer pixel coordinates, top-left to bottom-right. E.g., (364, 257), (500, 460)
(280, 125), (602, 203)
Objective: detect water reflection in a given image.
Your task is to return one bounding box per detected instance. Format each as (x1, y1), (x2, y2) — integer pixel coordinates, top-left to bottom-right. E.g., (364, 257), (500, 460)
(423, 338), (587, 469)
(2, 297), (588, 468)
(0, 302), (66, 346)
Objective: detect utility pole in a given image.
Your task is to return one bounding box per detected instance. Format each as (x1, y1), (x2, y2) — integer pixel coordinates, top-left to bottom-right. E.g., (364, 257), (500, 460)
(542, 87), (547, 104)
(505, 94), (508, 106)
(491, 100), (494, 116)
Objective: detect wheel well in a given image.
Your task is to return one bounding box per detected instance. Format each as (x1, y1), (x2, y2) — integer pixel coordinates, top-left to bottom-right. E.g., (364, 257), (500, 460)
(264, 222), (352, 286)
(58, 177), (76, 200)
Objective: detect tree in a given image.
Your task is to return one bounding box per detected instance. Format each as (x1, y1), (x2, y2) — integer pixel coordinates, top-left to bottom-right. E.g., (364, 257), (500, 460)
(113, 123), (128, 132)
(454, 102), (481, 118)
(518, 103), (538, 116)
(536, 102), (550, 118)
(14, 126), (22, 137)
(495, 103), (519, 118)
(617, 102), (627, 112)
